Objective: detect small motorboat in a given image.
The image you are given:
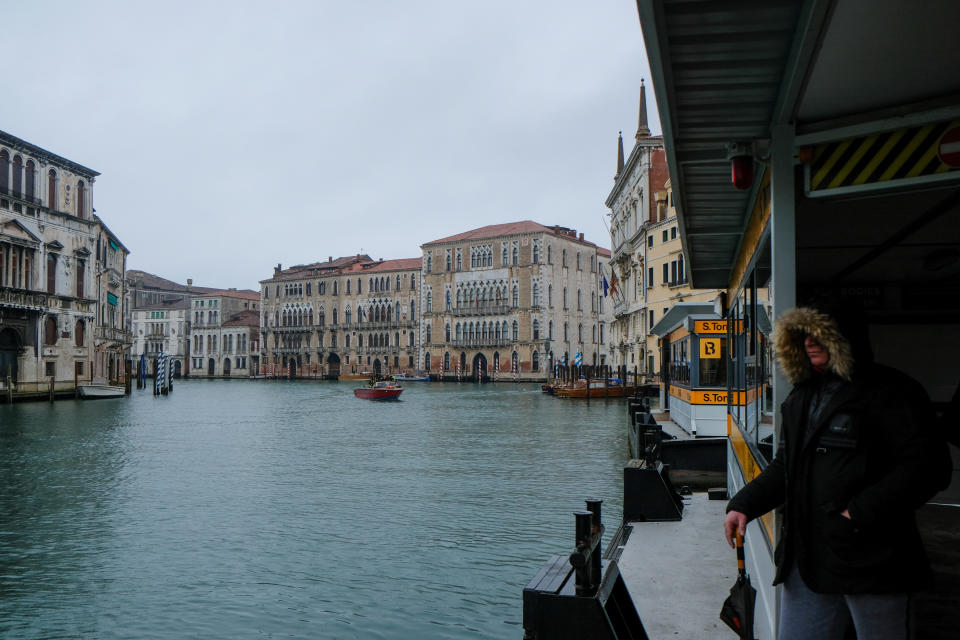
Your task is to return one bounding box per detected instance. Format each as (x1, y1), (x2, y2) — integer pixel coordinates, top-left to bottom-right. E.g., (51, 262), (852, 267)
(393, 371), (430, 382)
(554, 378), (634, 398)
(354, 380), (403, 400)
(77, 383), (126, 399)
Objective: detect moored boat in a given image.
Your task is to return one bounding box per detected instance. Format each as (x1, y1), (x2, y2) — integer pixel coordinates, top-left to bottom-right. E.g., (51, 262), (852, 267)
(553, 378), (635, 398)
(77, 384), (126, 399)
(354, 380), (403, 400)
(339, 373), (372, 381)
(393, 371), (430, 382)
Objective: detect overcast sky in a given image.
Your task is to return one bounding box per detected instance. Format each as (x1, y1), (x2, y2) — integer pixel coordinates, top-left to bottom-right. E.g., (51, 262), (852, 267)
(5, 1), (659, 290)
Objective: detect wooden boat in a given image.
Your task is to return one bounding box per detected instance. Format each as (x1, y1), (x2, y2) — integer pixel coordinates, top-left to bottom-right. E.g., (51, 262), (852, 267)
(339, 373), (371, 381)
(541, 382), (557, 395)
(393, 372), (430, 382)
(554, 379), (635, 399)
(354, 380), (403, 400)
(77, 384), (126, 399)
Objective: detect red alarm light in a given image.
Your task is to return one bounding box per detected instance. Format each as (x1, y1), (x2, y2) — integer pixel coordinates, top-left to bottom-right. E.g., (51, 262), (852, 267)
(731, 155), (754, 190)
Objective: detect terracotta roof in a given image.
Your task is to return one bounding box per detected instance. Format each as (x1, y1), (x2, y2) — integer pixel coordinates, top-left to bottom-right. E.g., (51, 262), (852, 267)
(423, 221), (551, 245)
(422, 221), (602, 248)
(135, 299), (190, 311)
(126, 270), (218, 294)
(597, 247), (612, 257)
(197, 289), (261, 301)
(359, 257), (422, 273)
(222, 309), (260, 328)
(263, 255), (375, 282)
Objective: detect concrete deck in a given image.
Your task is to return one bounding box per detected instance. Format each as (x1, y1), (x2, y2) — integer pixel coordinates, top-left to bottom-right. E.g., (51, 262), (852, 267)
(616, 492), (732, 638)
(614, 496), (960, 640)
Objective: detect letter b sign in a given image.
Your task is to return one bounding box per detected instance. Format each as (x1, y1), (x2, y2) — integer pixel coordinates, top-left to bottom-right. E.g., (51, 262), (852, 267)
(700, 338), (721, 359)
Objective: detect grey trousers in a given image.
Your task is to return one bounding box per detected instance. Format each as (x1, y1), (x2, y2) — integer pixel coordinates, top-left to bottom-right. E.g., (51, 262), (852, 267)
(778, 566), (910, 640)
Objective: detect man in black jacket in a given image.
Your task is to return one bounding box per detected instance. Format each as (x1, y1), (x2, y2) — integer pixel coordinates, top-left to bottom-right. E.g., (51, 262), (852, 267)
(723, 306), (951, 639)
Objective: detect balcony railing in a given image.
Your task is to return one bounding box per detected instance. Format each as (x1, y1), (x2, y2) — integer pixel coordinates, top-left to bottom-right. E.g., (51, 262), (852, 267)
(96, 326), (133, 345)
(0, 288), (50, 310)
(447, 337), (514, 347)
(450, 304), (513, 317)
(0, 186), (42, 205)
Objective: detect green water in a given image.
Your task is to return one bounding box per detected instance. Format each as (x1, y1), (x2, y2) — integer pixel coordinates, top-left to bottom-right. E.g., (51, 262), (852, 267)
(0, 380), (628, 639)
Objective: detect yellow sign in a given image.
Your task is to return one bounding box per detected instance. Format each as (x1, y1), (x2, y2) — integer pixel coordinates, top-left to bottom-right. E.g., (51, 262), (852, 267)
(700, 338), (721, 359)
(693, 390), (728, 405)
(694, 320), (726, 334)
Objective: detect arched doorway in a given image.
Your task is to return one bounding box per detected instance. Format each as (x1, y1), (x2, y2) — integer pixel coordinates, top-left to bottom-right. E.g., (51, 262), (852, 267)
(207, 358), (215, 375)
(174, 360), (182, 378)
(224, 358), (231, 375)
(0, 328), (21, 383)
(287, 358), (295, 379)
(373, 359), (382, 376)
(472, 353), (487, 382)
(327, 353), (341, 376)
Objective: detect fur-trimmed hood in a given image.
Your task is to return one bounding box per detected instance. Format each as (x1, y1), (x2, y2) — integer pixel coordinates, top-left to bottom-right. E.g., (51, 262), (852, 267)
(773, 307), (856, 384)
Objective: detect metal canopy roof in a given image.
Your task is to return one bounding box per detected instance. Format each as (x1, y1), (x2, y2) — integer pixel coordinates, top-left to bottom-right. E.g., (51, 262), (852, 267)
(636, 0), (960, 289)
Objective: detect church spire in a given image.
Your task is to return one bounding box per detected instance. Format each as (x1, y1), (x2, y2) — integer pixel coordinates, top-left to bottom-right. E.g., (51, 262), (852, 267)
(635, 78), (651, 141)
(615, 131), (624, 180)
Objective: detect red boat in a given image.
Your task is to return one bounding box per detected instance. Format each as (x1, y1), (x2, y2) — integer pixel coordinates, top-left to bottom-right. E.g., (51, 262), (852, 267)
(354, 380), (403, 400)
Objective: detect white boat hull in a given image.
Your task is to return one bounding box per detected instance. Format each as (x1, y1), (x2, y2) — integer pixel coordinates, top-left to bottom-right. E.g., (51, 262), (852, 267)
(77, 384), (125, 399)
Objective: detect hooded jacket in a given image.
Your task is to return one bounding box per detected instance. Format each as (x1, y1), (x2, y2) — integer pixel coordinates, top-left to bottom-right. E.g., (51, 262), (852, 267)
(727, 307), (950, 593)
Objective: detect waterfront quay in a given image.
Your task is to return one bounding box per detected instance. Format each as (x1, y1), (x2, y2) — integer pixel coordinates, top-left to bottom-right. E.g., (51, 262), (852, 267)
(0, 379), (630, 639)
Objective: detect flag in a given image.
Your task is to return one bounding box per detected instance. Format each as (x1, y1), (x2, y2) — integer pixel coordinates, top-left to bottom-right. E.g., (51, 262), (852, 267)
(610, 271), (619, 295)
(602, 275), (609, 297)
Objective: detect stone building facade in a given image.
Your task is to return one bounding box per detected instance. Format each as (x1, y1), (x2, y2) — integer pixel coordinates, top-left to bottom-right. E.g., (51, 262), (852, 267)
(420, 221), (608, 381)
(640, 180), (720, 375)
(606, 85), (719, 376)
(131, 298), (190, 377)
(0, 129), (130, 394)
(221, 309), (260, 377)
(188, 288), (260, 378)
(127, 270), (215, 378)
(259, 255), (421, 378)
(92, 217), (131, 384)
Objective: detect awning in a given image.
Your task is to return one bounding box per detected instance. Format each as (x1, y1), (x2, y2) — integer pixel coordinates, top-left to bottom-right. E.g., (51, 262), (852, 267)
(636, 0), (960, 289)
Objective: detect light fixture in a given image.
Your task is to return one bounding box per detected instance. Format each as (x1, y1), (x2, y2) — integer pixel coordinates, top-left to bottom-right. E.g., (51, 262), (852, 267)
(726, 142), (754, 190)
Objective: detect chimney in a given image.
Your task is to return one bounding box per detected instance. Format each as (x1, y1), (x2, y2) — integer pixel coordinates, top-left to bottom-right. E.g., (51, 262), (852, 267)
(579, 233), (584, 241)
(328, 256), (332, 262)
(274, 263), (282, 276)
(186, 278), (193, 289)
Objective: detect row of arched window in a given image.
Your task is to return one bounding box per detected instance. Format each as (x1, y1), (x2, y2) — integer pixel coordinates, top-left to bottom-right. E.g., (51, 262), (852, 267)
(269, 274), (416, 299)
(276, 301), (414, 327)
(425, 350), (538, 373)
(0, 150), (86, 218)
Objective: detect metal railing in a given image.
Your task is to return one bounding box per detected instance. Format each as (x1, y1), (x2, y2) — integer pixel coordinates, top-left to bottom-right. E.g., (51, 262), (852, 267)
(448, 337), (513, 347)
(0, 288), (50, 310)
(95, 326), (132, 344)
(451, 304), (512, 317)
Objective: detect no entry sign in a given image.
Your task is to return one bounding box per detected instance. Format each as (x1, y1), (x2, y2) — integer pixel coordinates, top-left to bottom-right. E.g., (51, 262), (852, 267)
(938, 127), (960, 167)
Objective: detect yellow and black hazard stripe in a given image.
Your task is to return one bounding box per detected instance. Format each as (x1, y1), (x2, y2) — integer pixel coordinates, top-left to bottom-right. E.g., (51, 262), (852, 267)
(808, 119), (960, 192)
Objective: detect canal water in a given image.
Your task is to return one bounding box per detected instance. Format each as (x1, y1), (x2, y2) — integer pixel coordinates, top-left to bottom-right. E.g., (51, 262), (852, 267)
(0, 380), (629, 639)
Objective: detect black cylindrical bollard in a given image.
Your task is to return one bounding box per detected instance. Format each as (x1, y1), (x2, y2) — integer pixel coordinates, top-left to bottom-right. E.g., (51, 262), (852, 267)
(573, 510), (594, 596)
(586, 499), (603, 588)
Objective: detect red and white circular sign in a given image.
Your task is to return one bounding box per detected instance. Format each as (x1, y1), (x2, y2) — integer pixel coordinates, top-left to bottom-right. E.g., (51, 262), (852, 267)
(938, 127), (960, 167)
